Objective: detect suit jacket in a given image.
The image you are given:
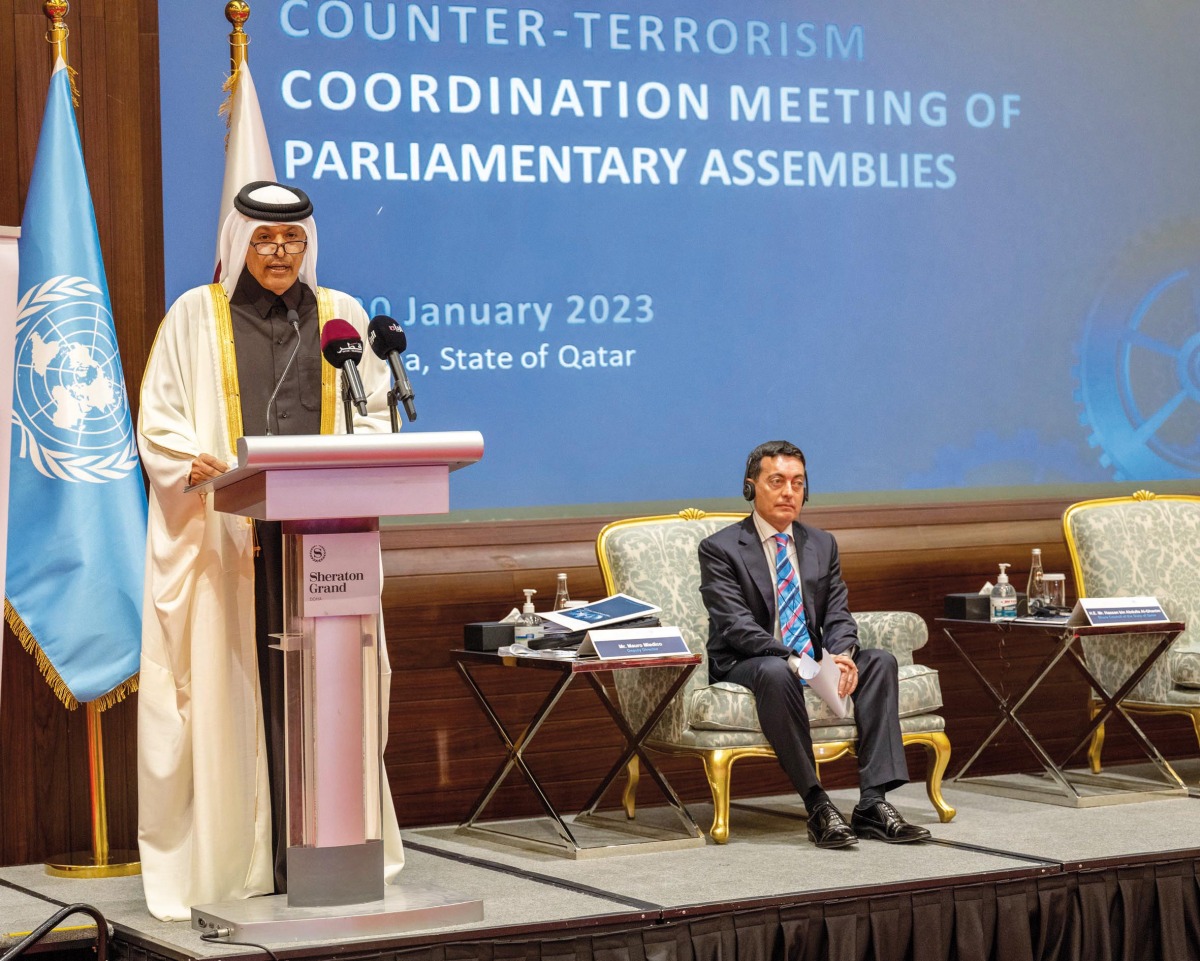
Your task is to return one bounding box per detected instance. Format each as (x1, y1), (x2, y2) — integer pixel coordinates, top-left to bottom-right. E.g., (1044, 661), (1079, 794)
(699, 515), (860, 680)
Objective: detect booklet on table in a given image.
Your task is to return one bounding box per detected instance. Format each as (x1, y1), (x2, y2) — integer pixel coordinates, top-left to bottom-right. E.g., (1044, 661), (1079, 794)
(538, 593), (662, 632)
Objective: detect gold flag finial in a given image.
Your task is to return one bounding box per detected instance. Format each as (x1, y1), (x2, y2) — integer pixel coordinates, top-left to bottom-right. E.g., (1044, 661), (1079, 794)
(226, 1), (251, 75)
(44, 0), (69, 65)
(43, 0), (79, 106)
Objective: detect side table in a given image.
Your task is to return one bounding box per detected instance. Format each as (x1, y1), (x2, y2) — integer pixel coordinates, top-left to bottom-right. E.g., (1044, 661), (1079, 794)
(453, 649), (705, 857)
(939, 618), (1187, 806)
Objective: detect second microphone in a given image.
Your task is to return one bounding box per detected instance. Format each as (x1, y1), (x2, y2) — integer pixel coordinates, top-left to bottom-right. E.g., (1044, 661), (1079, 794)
(367, 314), (418, 422)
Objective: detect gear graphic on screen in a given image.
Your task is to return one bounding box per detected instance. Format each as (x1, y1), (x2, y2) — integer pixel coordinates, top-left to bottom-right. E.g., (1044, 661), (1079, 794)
(1075, 220), (1200, 481)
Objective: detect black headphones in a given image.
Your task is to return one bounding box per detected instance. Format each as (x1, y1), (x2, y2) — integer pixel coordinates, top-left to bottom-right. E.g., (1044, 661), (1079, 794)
(742, 472), (810, 504)
(734, 475), (811, 501)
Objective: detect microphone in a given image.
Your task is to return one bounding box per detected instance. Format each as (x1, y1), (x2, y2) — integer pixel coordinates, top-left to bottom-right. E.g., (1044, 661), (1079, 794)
(320, 318), (369, 417)
(367, 314), (417, 422)
(264, 308), (302, 435)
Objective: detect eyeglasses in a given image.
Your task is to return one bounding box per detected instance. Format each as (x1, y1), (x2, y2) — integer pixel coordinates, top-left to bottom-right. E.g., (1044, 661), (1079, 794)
(762, 475), (806, 493)
(250, 239), (307, 256)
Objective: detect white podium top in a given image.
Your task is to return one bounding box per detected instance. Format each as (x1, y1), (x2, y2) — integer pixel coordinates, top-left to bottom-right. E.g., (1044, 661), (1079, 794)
(199, 430), (485, 494)
(193, 430), (485, 521)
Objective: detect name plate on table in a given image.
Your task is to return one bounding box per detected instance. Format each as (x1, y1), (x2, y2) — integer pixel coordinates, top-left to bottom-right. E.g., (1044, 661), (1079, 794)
(1066, 596), (1169, 628)
(300, 531), (381, 617)
(576, 626), (690, 660)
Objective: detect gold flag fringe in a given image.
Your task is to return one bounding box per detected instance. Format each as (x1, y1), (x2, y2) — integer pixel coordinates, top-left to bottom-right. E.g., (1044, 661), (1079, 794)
(4, 599), (139, 712)
(66, 63), (80, 108)
(219, 65), (241, 150)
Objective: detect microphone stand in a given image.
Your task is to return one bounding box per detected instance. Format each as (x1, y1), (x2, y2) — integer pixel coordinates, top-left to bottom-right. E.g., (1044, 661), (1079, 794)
(341, 383), (356, 434)
(387, 387), (401, 432)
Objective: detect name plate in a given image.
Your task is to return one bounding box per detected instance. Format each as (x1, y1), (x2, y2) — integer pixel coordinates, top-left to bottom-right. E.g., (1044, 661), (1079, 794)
(577, 626), (691, 660)
(1067, 596), (1169, 628)
(300, 531), (381, 618)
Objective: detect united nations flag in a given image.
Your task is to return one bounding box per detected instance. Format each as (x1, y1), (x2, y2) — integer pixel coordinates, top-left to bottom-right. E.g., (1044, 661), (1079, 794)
(5, 58), (148, 710)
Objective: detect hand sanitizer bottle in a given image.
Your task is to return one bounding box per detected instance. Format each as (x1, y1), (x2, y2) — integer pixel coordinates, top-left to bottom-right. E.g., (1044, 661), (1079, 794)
(514, 589), (544, 644)
(990, 564), (1018, 622)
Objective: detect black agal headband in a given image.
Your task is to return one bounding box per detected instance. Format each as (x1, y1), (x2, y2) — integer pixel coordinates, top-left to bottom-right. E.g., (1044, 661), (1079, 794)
(233, 181), (313, 222)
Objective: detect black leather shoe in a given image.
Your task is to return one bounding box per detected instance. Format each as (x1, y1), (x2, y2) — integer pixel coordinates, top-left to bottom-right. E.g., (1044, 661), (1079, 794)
(850, 800), (931, 843)
(806, 801), (858, 848)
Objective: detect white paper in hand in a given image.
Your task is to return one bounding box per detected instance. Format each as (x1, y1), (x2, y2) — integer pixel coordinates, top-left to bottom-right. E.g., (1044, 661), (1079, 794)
(795, 652), (851, 718)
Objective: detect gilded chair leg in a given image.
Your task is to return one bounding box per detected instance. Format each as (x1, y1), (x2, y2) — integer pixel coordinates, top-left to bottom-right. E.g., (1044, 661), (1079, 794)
(702, 749), (735, 844)
(622, 756), (640, 819)
(1087, 699), (1106, 775)
(915, 731), (956, 823)
(1189, 710), (1200, 769)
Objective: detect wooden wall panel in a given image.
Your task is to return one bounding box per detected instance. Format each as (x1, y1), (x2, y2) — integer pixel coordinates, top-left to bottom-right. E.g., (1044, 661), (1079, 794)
(0, 1), (18, 220)
(0, 0), (159, 868)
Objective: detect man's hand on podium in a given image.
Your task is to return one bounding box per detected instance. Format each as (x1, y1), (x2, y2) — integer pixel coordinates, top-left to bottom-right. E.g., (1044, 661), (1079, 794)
(188, 452), (229, 488)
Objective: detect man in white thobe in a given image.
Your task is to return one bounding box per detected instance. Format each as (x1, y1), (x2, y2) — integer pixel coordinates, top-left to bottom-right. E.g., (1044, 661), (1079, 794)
(137, 181), (404, 922)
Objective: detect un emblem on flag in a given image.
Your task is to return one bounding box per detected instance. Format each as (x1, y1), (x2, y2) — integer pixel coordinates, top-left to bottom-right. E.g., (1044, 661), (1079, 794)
(13, 275), (139, 484)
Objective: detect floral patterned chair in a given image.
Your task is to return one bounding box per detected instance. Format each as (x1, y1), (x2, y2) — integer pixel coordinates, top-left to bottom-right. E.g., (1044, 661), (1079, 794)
(596, 509), (955, 843)
(1063, 491), (1200, 773)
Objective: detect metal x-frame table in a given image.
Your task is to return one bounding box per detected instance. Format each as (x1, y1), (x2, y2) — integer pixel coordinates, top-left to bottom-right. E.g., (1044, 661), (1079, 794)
(453, 649), (705, 857)
(940, 618), (1187, 806)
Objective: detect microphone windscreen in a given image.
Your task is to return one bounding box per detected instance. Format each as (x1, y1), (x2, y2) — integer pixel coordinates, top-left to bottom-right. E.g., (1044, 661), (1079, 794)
(367, 314), (407, 357)
(320, 318), (364, 368)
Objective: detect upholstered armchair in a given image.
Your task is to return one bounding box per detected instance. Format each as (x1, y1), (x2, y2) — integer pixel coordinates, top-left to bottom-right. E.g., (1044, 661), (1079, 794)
(1063, 492), (1200, 772)
(596, 510), (955, 843)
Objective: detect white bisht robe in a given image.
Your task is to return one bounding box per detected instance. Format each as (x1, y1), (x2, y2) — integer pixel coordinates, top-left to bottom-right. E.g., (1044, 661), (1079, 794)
(136, 283), (405, 922)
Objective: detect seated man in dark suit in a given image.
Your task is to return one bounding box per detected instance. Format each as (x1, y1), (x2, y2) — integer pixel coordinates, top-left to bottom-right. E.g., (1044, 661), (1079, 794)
(698, 440), (931, 848)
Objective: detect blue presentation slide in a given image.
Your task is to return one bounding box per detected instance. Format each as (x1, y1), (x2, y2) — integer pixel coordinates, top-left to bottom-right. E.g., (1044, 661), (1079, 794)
(158, 2), (1200, 511)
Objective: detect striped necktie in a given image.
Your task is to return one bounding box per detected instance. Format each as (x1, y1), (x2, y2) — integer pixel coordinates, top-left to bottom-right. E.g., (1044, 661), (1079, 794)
(774, 533), (813, 658)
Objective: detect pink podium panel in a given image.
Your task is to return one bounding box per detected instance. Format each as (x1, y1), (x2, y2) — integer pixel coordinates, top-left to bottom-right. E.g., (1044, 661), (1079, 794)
(197, 431), (482, 913)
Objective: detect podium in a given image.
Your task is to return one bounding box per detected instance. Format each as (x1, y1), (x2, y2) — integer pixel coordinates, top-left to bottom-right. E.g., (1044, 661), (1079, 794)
(190, 431), (484, 942)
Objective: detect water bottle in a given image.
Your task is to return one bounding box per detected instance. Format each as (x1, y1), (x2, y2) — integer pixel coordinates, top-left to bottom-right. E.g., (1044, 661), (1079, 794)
(553, 572), (571, 611)
(1026, 548), (1045, 611)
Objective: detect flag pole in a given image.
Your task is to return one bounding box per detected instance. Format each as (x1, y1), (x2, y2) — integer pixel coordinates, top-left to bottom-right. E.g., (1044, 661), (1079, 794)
(217, 0), (276, 278)
(46, 701), (139, 878)
(35, 0), (139, 880)
(227, 1), (250, 74)
(43, 0), (68, 62)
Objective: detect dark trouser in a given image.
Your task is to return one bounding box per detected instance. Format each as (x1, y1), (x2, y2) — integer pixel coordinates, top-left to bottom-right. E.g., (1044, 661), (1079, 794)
(254, 520), (288, 894)
(719, 648), (908, 802)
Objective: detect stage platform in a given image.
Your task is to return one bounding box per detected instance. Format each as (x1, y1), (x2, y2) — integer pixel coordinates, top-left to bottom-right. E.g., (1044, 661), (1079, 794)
(4, 765), (1200, 961)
